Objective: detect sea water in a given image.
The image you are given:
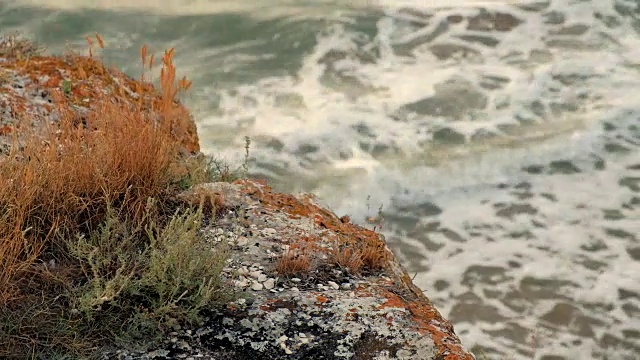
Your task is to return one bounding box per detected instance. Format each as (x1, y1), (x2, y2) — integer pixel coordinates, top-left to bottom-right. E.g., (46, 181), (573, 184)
(2, 0), (638, 359)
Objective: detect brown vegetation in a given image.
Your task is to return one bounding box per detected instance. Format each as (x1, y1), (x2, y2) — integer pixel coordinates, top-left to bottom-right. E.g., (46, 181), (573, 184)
(275, 248), (312, 277)
(0, 34), (235, 359)
(329, 241), (366, 274)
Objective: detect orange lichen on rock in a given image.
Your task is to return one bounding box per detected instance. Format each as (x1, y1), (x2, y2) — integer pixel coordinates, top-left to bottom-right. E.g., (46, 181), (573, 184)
(0, 37), (199, 155)
(223, 178), (474, 359)
(235, 178), (393, 274)
(371, 286), (474, 360)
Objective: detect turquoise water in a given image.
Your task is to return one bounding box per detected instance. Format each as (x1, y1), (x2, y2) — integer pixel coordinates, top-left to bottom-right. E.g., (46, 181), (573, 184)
(2, 1), (639, 359)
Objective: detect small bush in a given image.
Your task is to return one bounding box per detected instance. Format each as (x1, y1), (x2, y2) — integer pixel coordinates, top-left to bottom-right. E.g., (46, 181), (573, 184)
(67, 201), (233, 343)
(139, 202), (233, 328)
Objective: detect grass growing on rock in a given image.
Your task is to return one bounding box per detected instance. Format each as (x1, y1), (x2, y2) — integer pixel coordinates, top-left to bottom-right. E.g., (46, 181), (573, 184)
(0, 34), (238, 359)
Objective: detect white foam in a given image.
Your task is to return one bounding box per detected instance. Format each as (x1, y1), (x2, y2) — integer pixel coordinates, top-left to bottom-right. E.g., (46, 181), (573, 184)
(11, 0), (545, 14)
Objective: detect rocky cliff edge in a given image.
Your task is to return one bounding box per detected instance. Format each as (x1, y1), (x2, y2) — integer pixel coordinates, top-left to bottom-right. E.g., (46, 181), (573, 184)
(0, 34), (473, 360)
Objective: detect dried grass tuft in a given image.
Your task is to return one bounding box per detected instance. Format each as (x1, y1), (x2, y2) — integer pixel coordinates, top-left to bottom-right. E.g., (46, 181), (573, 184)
(329, 244), (365, 274)
(275, 249), (312, 277)
(327, 234), (389, 275)
(0, 32), (46, 59)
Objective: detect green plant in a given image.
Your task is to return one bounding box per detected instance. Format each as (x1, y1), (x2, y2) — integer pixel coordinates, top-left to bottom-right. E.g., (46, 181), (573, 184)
(67, 200), (233, 341)
(139, 202), (233, 328)
(62, 80), (71, 95)
(174, 153), (245, 190)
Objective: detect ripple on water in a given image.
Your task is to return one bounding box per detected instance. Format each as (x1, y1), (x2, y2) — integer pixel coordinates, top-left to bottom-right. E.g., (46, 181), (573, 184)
(384, 108), (640, 359)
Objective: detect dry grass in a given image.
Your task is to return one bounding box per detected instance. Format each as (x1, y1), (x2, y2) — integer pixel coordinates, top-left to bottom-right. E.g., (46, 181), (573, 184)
(329, 243), (365, 274)
(0, 35), (236, 358)
(275, 248), (312, 277)
(327, 233), (389, 275)
(0, 32), (46, 59)
(0, 72), (182, 298)
(358, 240), (388, 271)
(275, 232), (389, 278)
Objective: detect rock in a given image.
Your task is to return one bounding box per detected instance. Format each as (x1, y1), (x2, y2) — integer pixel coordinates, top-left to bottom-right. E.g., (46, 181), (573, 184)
(2, 35), (473, 360)
(263, 278), (276, 290)
(161, 178), (474, 360)
(0, 35), (200, 155)
(250, 281), (264, 291)
(236, 236), (249, 247)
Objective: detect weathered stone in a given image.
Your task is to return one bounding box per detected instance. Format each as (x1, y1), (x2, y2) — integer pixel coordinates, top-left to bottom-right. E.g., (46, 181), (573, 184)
(0, 40), (200, 155)
(169, 179), (474, 360)
(2, 36), (473, 360)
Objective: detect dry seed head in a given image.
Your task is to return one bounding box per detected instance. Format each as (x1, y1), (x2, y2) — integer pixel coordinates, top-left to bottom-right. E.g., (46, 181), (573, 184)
(140, 45), (148, 81)
(141, 45), (147, 64)
(95, 33), (104, 49)
(85, 35), (93, 58)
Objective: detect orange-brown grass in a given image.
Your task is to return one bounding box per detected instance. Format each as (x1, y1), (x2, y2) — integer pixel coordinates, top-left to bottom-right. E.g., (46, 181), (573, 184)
(358, 240), (389, 271)
(0, 31), (46, 59)
(329, 243), (365, 274)
(0, 35), (234, 358)
(327, 235), (389, 275)
(0, 57), (184, 301)
(275, 249), (312, 277)
(178, 185), (229, 220)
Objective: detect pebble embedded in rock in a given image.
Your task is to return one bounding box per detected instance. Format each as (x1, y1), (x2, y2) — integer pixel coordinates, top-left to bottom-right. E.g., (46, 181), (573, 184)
(235, 277), (250, 288)
(327, 281), (339, 290)
(251, 282), (264, 291)
(298, 333), (310, 344)
(236, 236), (249, 246)
(264, 278), (276, 289)
(261, 228), (277, 237)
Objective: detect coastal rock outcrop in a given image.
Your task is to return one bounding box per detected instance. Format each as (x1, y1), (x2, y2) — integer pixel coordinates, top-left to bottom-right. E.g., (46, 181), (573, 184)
(0, 34), (199, 155)
(147, 180), (474, 360)
(0, 34), (473, 359)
